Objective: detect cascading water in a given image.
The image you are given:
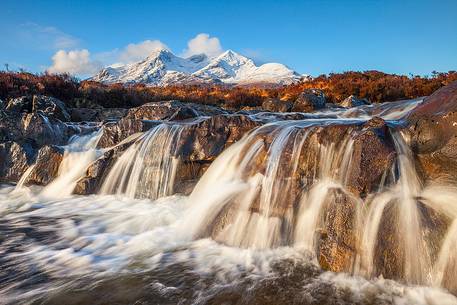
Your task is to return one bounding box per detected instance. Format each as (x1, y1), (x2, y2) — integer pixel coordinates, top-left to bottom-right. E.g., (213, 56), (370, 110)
(100, 123), (184, 199)
(2, 98), (457, 304)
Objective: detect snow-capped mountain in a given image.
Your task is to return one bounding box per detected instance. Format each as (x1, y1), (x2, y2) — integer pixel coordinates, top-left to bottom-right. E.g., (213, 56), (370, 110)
(92, 49), (303, 86)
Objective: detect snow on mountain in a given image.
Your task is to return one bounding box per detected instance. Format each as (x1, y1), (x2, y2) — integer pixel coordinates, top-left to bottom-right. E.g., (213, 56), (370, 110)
(92, 49), (303, 86)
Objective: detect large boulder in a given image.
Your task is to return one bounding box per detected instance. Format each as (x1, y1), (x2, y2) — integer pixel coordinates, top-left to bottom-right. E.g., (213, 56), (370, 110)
(291, 89), (326, 112)
(261, 98), (293, 113)
(0, 142), (35, 182)
(406, 80), (457, 182)
(21, 112), (74, 146)
(25, 145), (64, 185)
(32, 95), (71, 121)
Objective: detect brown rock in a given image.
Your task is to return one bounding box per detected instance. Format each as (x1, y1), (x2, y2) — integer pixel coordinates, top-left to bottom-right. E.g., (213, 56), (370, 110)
(261, 98), (293, 112)
(291, 89), (326, 112)
(26, 145), (64, 185)
(407, 80), (457, 182)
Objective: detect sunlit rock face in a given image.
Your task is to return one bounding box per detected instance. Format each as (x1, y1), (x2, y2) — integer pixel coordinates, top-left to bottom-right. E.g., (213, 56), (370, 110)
(407, 80), (457, 183)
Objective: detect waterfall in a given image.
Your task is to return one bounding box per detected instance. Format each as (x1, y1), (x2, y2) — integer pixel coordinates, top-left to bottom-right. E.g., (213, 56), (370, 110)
(179, 120), (359, 249)
(100, 123), (184, 199)
(39, 130), (103, 199)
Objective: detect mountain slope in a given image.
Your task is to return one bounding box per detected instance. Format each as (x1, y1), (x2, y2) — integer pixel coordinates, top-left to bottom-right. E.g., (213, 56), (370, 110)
(92, 49), (303, 86)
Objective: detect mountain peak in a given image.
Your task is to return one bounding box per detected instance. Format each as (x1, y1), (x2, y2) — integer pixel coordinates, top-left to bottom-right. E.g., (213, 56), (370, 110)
(92, 49), (303, 86)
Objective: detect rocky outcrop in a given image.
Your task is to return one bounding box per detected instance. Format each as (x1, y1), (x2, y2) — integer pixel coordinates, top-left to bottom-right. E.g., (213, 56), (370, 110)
(97, 101), (228, 148)
(32, 95), (71, 121)
(291, 89), (326, 112)
(407, 80), (457, 182)
(21, 112), (74, 146)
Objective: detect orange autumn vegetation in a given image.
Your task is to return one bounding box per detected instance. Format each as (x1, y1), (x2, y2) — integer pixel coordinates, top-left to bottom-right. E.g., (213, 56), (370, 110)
(1, 70), (456, 110)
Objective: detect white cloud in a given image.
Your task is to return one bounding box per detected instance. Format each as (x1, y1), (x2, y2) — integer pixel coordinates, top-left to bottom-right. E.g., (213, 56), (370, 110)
(182, 33), (223, 58)
(19, 22), (80, 50)
(47, 49), (102, 76)
(118, 40), (169, 63)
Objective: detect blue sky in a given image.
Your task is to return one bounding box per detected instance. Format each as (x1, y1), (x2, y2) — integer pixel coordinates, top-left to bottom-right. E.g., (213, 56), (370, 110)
(1, 0), (456, 77)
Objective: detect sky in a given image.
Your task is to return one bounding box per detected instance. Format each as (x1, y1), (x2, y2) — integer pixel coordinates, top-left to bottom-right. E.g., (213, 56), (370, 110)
(1, 0), (456, 77)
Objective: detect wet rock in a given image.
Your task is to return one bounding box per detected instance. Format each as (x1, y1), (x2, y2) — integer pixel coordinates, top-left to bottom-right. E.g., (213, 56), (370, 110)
(70, 108), (128, 122)
(407, 80), (457, 182)
(291, 89), (326, 112)
(21, 112), (72, 146)
(346, 119), (396, 196)
(124, 100), (227, 121)
(177, 114), (261, 161)
(32, 95), (71, 121)
(318, 188), (358, 272)
(374, 201), (450, 283)
(97, 118), (160, 148)
(26, 145), (64, 185)
(0, 142), (35, 182)
(97, 101), (228, 149)
(74, 151), (114, 195)
(5, 96), (32, 113)
(340, 95), (370, 108)
(173, 160), (212, 195)
(261, 98), (293, 113)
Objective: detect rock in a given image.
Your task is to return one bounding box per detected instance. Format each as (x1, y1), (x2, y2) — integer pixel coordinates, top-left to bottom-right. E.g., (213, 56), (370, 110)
(407, 80), (457, 182)
(32, 95), (71, 121)
(261, 98), (293, 112)
(26, 145), (64, 185)
(21, 112), (73, 146)
(340, 95), (370, 108)
(168, 106), (200, 121)
(318, 188), (358, 272)
(176, 114), (261, 161)
(0, 99), (5, 110)
(70, 108), (128, 122)
(5, 96), (32, 113)
(74, 151), (114, 194)
(124, 100), (227, 121)
(97, 119), (161, 148)
(0, 142), (35, 182)
(291, 89), (326, 112)
(97, 101), (228, 148)
(345, 118), (396, 196)
(0, 111), (24, 142)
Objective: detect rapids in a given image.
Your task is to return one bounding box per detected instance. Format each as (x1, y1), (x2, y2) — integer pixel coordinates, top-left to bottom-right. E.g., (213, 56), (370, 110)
(2, 98), (457, 304)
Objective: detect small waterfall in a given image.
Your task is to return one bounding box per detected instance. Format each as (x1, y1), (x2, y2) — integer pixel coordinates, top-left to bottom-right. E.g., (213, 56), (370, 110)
(179, 121), (358, 249)
(100, 123), (184, 199)
(39, 130), (103, 198)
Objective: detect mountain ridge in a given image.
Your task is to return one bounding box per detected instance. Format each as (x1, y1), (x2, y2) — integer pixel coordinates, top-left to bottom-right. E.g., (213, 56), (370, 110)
(92, 49), (305, 86)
